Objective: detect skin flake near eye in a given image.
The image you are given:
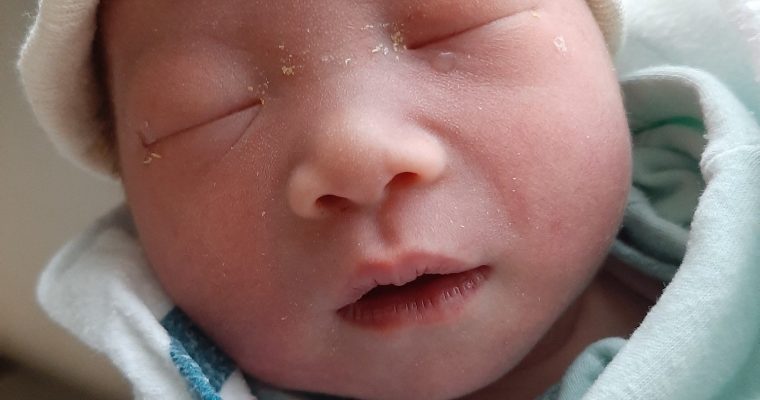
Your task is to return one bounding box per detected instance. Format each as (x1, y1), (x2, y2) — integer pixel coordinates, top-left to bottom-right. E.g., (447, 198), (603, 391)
(22, 1), (760, 400)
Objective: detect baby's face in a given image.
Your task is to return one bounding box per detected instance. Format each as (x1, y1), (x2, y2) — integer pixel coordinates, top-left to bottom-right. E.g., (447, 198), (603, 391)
(102, 0), (630, 398)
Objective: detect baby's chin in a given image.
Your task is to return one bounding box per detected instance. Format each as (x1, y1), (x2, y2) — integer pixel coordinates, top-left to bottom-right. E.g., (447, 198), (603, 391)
(235, 291), (571, 400)
(353, 351), (518, 400)
(253, 352), (515, 400)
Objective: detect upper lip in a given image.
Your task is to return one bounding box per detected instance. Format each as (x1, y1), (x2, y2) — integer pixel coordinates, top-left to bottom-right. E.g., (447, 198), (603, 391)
(338, 252), (479, 308)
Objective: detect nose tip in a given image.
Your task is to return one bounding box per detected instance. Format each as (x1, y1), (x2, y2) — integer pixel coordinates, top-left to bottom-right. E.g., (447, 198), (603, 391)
(287, 135), (447, 219)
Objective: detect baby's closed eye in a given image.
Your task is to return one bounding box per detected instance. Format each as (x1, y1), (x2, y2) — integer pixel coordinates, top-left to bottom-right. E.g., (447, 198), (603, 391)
(138, 100), (262, 147)
(124, 41), (263, 146)
(399, 0), (539, 49)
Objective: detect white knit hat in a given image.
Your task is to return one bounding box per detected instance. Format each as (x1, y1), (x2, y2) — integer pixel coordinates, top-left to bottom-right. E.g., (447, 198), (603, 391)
(18, 0), (624, 179)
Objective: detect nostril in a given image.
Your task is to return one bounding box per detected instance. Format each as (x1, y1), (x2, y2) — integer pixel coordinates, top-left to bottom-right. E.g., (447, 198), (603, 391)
(316, 194), (353, 212)
(386, 172), (420, 190)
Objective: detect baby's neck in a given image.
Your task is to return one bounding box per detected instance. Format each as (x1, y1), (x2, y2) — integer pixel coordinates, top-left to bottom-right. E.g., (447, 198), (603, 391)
(459, 258), (657, 400)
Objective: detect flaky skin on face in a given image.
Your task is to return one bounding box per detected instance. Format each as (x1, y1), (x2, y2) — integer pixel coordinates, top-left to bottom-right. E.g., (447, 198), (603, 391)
(100, 0), (633, 399)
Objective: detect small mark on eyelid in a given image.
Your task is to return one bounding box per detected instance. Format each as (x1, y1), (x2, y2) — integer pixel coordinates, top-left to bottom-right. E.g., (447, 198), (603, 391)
(431, 51), (456, 73)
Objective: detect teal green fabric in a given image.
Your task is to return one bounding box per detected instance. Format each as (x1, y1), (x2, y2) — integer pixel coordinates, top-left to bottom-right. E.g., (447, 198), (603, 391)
(609, 76), (708, 282)
(537, 338), (626, 400)
(541, 66), (760, 400)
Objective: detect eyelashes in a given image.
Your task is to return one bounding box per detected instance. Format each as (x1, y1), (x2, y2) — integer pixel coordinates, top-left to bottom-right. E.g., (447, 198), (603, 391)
(404, 7), (535, 50)
(138, 98), (263, 147)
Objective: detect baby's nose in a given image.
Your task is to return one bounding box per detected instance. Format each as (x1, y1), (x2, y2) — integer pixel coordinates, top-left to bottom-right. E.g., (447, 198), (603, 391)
(286, 112), (447, 219)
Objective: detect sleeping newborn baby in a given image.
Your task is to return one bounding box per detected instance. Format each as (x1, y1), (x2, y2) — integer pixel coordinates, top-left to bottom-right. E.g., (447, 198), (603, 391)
(101, 0), (645, 398)
(27, 0), (733, 399)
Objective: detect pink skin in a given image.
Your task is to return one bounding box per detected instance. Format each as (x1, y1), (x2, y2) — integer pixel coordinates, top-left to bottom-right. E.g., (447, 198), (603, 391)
(101, 0), (646, 399)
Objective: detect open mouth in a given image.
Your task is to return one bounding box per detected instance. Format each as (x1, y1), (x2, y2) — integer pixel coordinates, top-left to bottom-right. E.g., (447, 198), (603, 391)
(337, 265), (490, 330)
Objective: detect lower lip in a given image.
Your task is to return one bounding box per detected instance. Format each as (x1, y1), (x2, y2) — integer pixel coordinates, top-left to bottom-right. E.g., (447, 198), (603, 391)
(337, 266), (490, 330)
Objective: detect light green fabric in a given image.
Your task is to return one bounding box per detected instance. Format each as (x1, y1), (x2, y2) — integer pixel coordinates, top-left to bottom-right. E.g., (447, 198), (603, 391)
(541, 66), (760, 400)
(616, 0), (760, 120)
(610, 117), (706, 281)
(538, 338), (626, 400)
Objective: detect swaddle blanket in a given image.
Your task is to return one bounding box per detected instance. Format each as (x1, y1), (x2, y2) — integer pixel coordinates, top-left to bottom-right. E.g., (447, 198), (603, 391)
(544, 66), (760, 400)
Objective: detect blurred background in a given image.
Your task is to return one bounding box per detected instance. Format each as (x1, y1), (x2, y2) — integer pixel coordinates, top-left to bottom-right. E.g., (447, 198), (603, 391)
(1, 0), (129, 398)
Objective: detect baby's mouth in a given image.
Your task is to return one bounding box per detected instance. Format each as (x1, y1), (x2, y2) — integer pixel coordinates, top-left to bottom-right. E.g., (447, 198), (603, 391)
(337, 265), (490, 330)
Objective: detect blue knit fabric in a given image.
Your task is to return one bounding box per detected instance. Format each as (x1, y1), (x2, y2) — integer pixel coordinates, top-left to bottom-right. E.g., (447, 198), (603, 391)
(161, 308), (236, 400)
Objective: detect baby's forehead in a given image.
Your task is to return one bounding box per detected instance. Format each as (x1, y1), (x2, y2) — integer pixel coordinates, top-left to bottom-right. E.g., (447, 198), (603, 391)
(100, 0), (558, 103)
(102, 0), (543, 53)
